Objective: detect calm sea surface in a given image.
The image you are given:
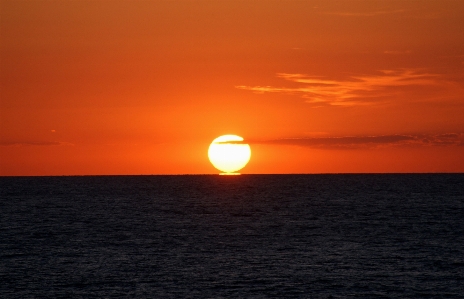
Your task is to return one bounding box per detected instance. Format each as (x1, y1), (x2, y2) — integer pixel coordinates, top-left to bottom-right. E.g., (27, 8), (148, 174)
(1, 174), (463, 298)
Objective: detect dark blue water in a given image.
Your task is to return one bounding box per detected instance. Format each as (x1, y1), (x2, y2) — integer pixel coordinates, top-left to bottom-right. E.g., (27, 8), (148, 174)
(1, 174), (463, 298)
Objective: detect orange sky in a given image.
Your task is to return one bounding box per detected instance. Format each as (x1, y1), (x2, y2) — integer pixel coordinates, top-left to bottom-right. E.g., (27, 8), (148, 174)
(1, 0), (464, 175)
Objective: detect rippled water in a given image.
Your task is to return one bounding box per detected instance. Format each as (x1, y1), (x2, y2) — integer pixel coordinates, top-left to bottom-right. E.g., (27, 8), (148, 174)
(1, 174), (463, 298)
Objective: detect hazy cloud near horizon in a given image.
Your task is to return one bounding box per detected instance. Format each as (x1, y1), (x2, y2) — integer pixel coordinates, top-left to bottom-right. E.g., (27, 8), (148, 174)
(0, 141), (73, 147)
(248, 133), (464, 149)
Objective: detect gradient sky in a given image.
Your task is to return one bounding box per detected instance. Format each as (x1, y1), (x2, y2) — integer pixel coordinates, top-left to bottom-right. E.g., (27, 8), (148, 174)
(1, 0), (464, 175)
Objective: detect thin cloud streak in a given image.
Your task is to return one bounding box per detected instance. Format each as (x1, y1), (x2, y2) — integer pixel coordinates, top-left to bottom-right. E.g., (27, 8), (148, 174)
(319, 8), (442, 20)
(320, 9), (406, 17)
(216, 140), (248, 145)
(249, 133), (464, 150)
(383, 50), (412, 55)
(236, 69), (442, 107)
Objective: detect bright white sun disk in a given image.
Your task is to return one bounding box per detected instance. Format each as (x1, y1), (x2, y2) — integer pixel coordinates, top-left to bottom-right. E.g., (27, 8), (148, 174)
(208, 135), (251, 174)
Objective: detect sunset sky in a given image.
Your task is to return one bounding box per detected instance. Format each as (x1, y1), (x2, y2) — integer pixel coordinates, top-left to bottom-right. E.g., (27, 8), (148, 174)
(1, 0), (464, 175)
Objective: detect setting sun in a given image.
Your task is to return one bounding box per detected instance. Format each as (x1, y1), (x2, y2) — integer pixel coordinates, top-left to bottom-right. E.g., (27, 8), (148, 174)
(208, 135), (251, 174)
(1, 0), (463, 175)
(1, 1), (463, 297)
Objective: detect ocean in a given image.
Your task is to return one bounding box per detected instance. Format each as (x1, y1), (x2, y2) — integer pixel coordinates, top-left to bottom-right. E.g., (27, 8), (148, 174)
(1, 174), (463, 298)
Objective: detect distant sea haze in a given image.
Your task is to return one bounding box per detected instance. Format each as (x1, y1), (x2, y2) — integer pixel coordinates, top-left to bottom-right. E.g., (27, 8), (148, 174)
(1, 174), (463, 298)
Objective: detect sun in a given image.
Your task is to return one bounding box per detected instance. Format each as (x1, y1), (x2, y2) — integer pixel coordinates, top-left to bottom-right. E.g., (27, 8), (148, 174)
(208, 135), (251, 174)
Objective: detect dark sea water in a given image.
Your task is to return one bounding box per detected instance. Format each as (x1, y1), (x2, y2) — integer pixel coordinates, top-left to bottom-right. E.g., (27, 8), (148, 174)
(1, 174), (463, 298)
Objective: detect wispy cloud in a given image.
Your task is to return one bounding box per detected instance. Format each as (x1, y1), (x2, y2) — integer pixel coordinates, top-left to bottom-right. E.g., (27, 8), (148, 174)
(0, 141), (74, 147)
(249, 133), (464, 150)
(236, 69), (441, 107)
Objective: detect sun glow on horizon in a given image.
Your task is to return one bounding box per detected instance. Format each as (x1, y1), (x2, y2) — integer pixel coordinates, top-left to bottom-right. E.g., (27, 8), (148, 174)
(208, 135), (251, 174)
